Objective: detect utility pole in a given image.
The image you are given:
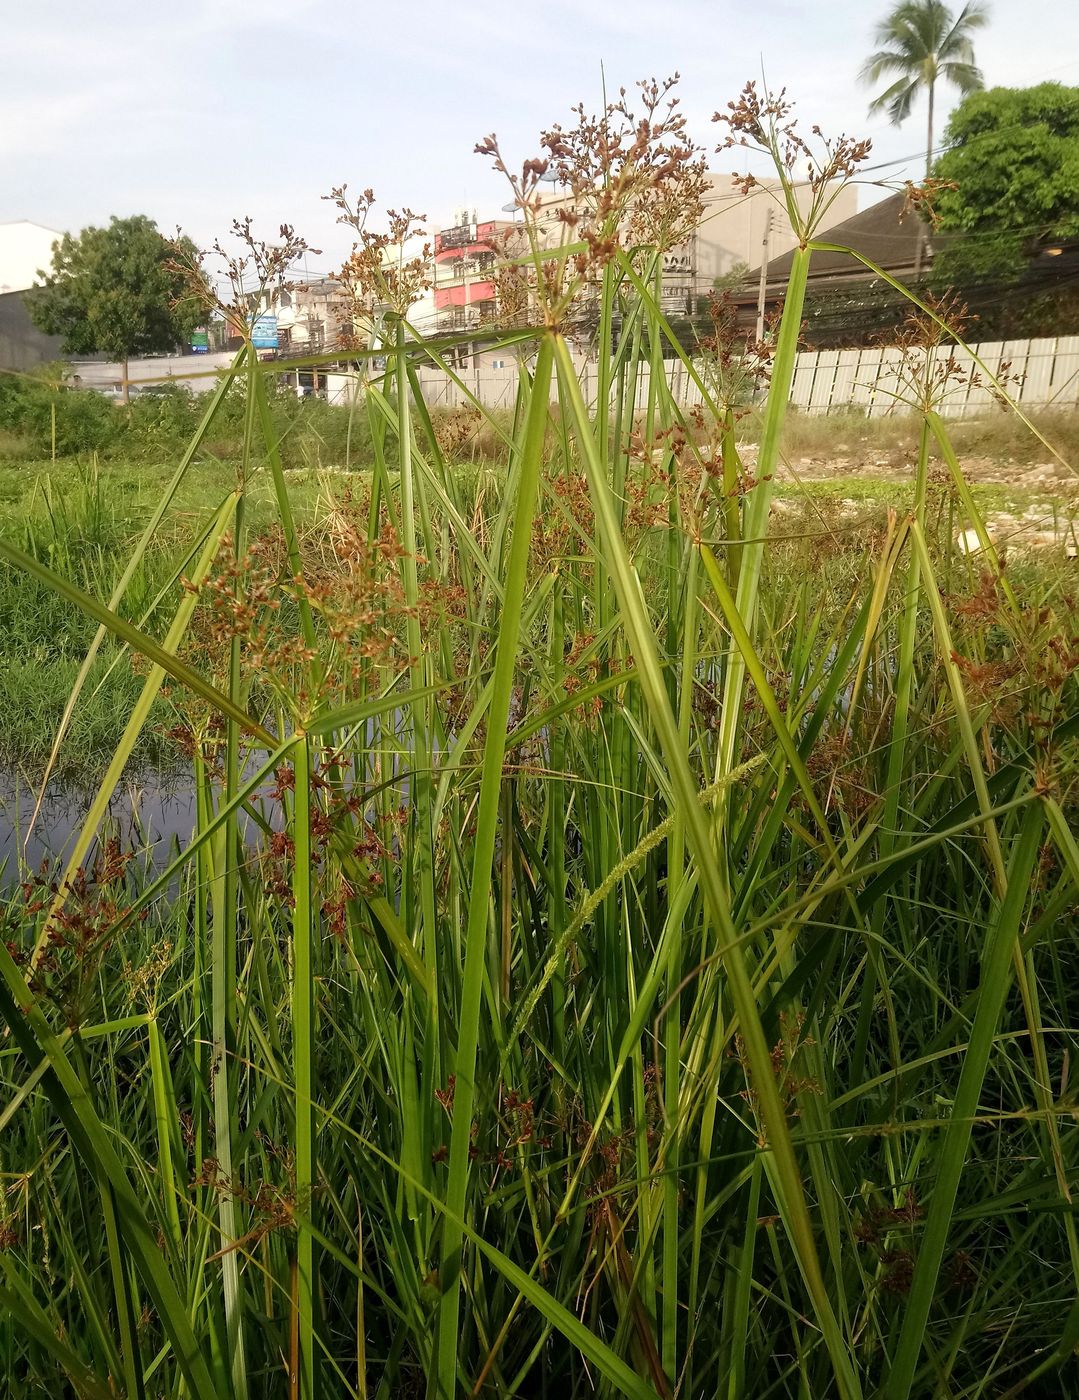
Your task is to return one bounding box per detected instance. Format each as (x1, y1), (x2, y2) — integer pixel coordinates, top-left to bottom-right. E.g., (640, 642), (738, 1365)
(755, 208), (773, 343)
(463, 246), (473, 366)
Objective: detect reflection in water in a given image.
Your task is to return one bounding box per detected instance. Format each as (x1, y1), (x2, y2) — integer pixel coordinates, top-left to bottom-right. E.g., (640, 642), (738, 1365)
(0, 770), (276, 886)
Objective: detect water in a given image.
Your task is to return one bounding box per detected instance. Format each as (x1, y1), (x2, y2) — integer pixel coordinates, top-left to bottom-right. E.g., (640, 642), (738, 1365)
(0, 768), (271, 887)
(0, 707), (486, 891)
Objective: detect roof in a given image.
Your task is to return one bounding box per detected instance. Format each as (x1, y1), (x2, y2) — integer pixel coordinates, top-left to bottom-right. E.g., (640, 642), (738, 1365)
(742, 193), (950, 293)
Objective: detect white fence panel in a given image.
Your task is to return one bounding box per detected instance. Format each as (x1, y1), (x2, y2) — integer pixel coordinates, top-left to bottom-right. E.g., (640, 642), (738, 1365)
(830, 348), (861, 409)
(849, 347), (881, 411)
(868, 348), (906, 417)
(808, 350), (839, 411)
(1049, 335), (1079, 408)
(409, 334), (1079, 418)
(936, 343), (974, 418)
(960, 341), (998, 414)
(790, 351), (819, 410)
(1022, 338), (1056, 406)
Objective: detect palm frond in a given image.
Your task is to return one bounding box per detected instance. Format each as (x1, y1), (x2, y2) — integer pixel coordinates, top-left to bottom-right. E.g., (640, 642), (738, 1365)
(868, 75), (920, 125)
(942, 0), (991, 53)
(859, 47), (917, 86)
(941, 59), (985, 94)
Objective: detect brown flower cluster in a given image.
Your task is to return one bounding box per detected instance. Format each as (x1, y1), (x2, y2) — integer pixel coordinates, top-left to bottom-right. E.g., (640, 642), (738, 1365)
(901, 176), (959, 232)
(181, 503), (464, 719)
(429, 406), (485, 462)
(851, 1189), (975, 1298)
(259, 758), (397, 912)
(624, 418), (758, 546)
(879, 293), (1024, 411)
(531, 470), (595, 571)
(325, 186), (432, 325)
(483, 226), (535, 330)
(561, 630), (604, 722)
(475, 74), (708, 326)
(948, 562), (1079, 749)
(695, 290), (777, 414)
(431, 1080), (555, 1179)
(713, 83), (872, 244)
(192, 1143), (301, 1259)
(539, 75), (708, 256)
(169, 218), (318, 337)
(806, 732), (877, 819)
(732, 1012), (822, 1145)
(8, 840), (140, 1028)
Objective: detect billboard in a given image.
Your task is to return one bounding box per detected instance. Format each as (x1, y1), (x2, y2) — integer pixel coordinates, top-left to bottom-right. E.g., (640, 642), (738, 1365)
(437, 224), (473, 252)
(250, 314), (279, 349)
(662, 248), (693, 275)
(190, 329), (210, 354)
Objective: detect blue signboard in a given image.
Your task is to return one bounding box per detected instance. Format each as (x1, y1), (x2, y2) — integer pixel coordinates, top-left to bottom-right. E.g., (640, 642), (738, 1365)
(250, 314), (279, 349)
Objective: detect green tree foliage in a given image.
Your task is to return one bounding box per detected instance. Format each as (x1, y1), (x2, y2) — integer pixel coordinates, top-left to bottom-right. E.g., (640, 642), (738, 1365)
(861, 1), (988, 175)
(27, 216), (205, 401)
(933, 83), (1079, 284)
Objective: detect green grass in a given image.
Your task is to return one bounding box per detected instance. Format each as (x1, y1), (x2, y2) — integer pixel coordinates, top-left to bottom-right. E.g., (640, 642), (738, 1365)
(0, 93), (1078, 1400)
(0, 458), (368, 778)
(0, 450), (1067, 782)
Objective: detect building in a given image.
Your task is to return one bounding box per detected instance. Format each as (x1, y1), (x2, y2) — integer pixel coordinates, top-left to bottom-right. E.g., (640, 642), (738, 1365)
(429, 176), (858, 349)
(274, 278), (352, 355)
(0, 220), (61, 295)
(432, 214), (517, 333)
(726, 192), (928, 346)
(742, 193), (925, 292)
(698, 174), (858, 276)
(0, 220), (65, 371)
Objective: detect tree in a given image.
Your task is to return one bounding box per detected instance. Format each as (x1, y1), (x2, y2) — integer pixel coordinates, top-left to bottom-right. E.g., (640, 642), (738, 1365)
(861, 1), (989, 177)
(931, 82), (1079, 291)
(27, 216), (204, 402)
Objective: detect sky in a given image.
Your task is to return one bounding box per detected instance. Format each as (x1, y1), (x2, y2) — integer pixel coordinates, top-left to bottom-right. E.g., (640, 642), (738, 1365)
(5, 0), (1079, 279)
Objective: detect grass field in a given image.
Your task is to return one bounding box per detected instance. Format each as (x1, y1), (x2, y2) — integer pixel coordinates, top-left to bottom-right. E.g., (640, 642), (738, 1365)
(0, 427), (1072, 782)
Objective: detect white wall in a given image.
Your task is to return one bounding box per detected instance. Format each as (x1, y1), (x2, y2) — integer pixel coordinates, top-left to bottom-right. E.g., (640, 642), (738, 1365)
(69, 334), (1079, 422)
(413, 335), (1079, 420)
(71, 351), (237, 391)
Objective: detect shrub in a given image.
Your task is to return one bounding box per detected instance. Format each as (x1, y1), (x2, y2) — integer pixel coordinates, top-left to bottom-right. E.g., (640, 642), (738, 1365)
(0, 368), (123, 456)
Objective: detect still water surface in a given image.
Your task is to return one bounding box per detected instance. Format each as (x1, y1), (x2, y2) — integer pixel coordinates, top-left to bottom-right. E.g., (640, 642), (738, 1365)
(0, 770), (275, 887)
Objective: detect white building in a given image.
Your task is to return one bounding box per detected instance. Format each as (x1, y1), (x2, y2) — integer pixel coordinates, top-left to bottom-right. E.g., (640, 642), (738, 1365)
(0, 220), (62, 295)
(0, 221), (65, 371)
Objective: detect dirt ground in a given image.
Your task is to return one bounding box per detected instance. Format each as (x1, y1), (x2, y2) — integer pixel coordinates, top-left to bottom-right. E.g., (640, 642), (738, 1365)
(775, 449), (1077, 491)
(746, 443), (1079, 556)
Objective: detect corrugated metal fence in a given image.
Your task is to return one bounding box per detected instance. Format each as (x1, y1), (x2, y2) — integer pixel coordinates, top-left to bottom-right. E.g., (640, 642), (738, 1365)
(414, 335), (1079, 418)
(786, 337), (1079, 417)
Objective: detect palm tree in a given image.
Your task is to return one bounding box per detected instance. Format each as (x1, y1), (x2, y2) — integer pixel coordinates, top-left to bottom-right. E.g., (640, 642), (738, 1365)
(861, 1), (989, 177)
